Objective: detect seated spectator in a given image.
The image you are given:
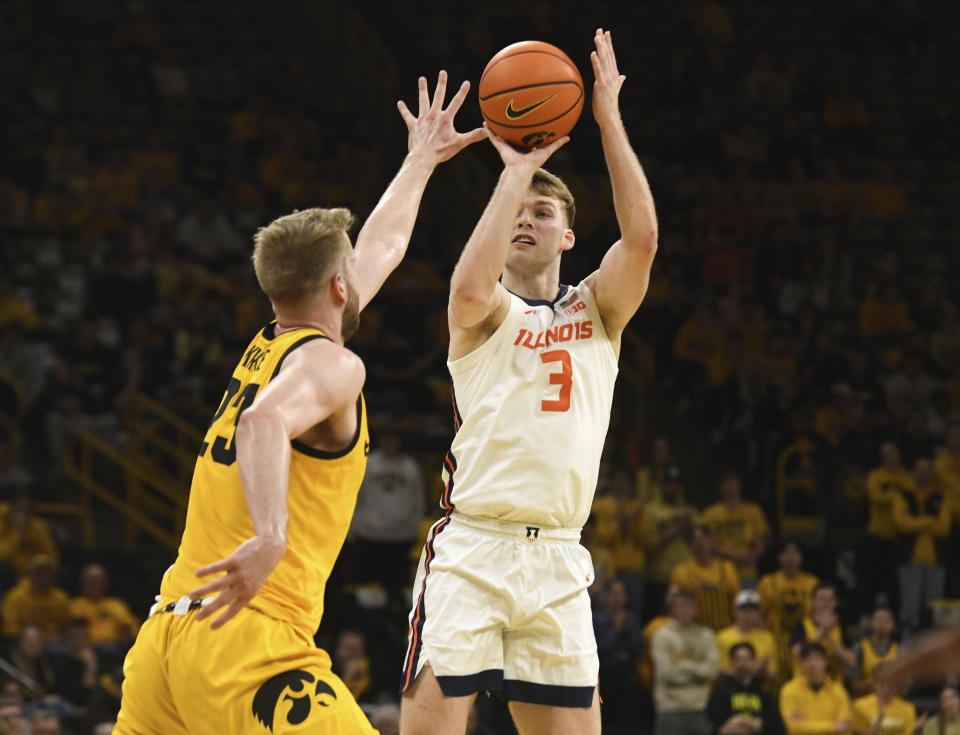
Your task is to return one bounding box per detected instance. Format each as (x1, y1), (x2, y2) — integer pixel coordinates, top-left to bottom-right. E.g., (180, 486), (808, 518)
(2, 557), (70, 639)
(780, 643), (852, 735)
(757, 540), (819, 688)
(0, 495), (58, 581)
(7, 626), (56, 699)
(639, 584), (680, 692)
(851, 662), (916, 735)
(716, 589), (779, 689)
(651, 587), (719, 735)
(331, 629), (371, 703)
(707, 642), (785, 735)
(789, 582), (856, 681)
(48, 618), (96, 709)
(702, 472), (770, 584)
(28, 709), (61, 735)
(69, 564), (139, 646)
(671, 526), (740, 631)
(850, 606), (900, 697)
(894, 458), (951, 633)
(923, 685), (960, 735)
(593, 578), (644, 731)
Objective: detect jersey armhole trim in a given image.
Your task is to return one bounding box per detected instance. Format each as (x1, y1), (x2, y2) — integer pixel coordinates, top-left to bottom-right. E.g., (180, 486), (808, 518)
(269, 333), (332, 380)
(291, 394), (363, 459)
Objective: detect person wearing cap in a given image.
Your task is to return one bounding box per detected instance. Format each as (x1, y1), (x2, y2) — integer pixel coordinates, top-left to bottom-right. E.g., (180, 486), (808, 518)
(1, 556), (71, 639)
(702, 472), (770, 585)
(642, 466), (697, 622)
(779, 642), (852, 735)
(651, 587), (719, 735)
(707, 642), (785, 735)
(671, 525), (740, 631)
(850, 662), (916, 735)
(716, 589), (779, 690)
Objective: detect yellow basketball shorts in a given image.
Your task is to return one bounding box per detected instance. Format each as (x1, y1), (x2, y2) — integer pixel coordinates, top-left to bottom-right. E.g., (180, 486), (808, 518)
(115, 603), (377, 734)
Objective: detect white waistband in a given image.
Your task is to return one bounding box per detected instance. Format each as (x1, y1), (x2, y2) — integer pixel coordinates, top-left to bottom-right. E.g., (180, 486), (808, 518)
(449, 511), (581, 542)
(148, 595), (215, 617)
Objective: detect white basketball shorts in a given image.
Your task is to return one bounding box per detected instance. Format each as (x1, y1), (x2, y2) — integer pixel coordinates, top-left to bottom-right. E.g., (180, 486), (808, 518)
(400, 511), (598, 707)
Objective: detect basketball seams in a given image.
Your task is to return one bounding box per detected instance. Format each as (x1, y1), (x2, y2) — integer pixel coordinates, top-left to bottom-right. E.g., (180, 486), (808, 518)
(479, 48), (580, 87)
(478, 80), (583, 103)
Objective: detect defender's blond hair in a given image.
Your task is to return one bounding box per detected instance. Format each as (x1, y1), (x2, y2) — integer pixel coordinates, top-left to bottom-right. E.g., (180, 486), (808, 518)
(531, 169), (576, 228)
(252, 207), (355, 307)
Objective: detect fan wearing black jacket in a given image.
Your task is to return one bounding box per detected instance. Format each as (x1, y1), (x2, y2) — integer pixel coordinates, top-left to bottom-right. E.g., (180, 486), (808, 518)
(707, 643), (785, 735)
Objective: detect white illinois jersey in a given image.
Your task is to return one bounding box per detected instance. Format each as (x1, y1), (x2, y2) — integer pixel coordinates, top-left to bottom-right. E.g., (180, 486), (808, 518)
(442, 278), (618, 528)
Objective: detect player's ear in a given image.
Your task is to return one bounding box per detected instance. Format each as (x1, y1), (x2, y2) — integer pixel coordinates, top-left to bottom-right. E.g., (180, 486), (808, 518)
(561, 228), (575, 252)
(332, 272), (348, 304)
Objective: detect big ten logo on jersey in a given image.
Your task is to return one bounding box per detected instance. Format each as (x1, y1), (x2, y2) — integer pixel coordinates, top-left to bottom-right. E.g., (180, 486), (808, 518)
(557, 290), (586, 317)
(514, 321), (592, 351)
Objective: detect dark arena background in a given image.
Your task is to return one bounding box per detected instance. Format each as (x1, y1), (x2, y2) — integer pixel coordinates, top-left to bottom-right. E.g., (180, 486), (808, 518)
(1, 1), (959, 733)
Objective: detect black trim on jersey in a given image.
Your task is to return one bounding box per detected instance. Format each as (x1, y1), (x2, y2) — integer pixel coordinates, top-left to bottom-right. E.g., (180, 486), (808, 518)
(291, 395), (363, 459)
(435, 670), (504, 697)
(503, 679), (595, 707)
(451, 384), (463, 432)
(505, 283), (570, 308)
(269, 333), (332, 380)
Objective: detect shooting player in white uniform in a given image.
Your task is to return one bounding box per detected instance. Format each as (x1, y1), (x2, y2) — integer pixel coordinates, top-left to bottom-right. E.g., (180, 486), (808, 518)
(401, 29), (659, 735)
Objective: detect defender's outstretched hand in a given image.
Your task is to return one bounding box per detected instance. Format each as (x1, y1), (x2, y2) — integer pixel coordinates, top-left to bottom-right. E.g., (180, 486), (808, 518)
(484, 123), (569, 172)
(398, 70), (486, 165)
(590, 27), (626, 126)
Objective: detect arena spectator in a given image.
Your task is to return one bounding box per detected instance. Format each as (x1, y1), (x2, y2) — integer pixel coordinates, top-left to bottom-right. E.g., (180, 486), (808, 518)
(6, 626), (56, 699)
(789, 582), (856, 682)
(593, 577), (644, 732)
(637, 435), (674, 503)
(934, 420), (960, 506)
(651, 587), (718, 735)
(861, 442), (913, 614)
(0, 496), (58, 581)
(671, 525), (740, 631)
(69, 564), (139, 646)
(643, 466), (696, 621)
(28, 709), (61, 735)
(850, 663), (916, 735)
(2, 557), (70, 639)
(707, 642), (785, 735)
(346, 423), (427, 609)
(780, 643), (852, 735)
(702, 472), (770, 584)
(923, 686), (960, 735)
(894, 458), (951, 633)
(639, 584), (680, 693)
(850, 606), (900, 698)
(48, 618), (96, 708)
(591, 468), (646, 612)
(716, 589), (779, 689)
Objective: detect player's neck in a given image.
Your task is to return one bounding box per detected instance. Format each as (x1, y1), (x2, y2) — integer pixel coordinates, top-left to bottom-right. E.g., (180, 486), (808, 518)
(502, 263), (562, 304)
(275, 311), (342, 344)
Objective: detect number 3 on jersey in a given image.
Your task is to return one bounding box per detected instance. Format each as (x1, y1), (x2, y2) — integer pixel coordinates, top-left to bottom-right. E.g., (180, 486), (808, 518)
(198, 378), (260, 465)
(541, 349), (572, 412)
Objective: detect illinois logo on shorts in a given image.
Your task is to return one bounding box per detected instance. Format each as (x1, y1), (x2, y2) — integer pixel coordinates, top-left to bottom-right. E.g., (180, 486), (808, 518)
(252, 669), (337, 732)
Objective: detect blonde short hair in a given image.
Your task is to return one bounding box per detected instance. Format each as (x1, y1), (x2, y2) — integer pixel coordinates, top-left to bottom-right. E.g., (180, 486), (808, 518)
(531, 169), (576, 227)
(252, 207), (355, 307)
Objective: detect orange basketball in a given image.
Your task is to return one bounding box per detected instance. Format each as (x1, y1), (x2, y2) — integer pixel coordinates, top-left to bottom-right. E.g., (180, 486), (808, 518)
(478, 41), (584, 149)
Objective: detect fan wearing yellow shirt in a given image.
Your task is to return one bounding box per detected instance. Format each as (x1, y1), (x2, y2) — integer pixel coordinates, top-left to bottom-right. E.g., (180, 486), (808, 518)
(851, 663), (916, 735)
(671, 526), (740, 631)
(69, 564), (140, 645)
(789, 582), (857, 681)
(756, 540), (819, 688)
(591, 468), (646, 610)
(114, 72), (485, 735)
(850, 607), (900, 698)
(933, 421), (960, 506)
(702, 472), (770, 584)
(716, 589), (778, 690)
(861, 442), (913, 612)
(780, 643), (852, 735)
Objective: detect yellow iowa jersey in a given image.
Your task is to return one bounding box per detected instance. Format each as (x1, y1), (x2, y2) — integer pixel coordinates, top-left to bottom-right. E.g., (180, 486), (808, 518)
(161, 323), (368, 638)
(701, 501), (771, 579)
(858, 637), (899, 682)
(670, 557), (740, 630)
(756, 570), (818, 684)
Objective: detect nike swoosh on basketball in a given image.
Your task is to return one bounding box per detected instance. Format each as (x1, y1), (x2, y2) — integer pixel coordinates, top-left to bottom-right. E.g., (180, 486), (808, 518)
(505, 93), (557, 120)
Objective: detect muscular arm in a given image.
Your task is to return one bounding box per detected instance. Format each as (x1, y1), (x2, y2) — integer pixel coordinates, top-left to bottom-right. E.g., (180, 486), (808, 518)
(190, 340), (365, 628)
(583, 29), (658, 339)
(885, 625), (960, 689)
(352, 72), (485, 312)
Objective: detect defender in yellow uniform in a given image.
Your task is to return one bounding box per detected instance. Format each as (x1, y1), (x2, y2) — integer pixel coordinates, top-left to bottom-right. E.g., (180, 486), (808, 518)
(114, 71), (485, 735)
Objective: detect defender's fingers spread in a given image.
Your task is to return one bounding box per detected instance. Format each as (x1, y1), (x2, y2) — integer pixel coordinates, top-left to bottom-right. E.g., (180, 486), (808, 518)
(418, 76), (429, 114)
(397, 100), (416, 126)
(447, 80), (471, 114)
(432, 70), (448, 112)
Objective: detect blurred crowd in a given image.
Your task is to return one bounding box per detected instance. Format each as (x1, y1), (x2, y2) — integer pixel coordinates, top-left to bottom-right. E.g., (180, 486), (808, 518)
(1, 0), (958, 733)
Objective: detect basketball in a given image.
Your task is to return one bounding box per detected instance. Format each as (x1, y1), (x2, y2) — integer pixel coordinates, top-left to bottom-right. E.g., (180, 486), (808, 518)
(478, 41), (584, 149)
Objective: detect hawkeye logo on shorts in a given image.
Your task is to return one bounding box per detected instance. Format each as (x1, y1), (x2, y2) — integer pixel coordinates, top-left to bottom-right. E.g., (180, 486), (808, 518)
(505, 94), (557, 120)
(252, 669), (337, 732)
